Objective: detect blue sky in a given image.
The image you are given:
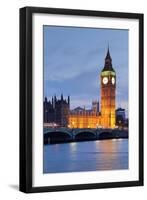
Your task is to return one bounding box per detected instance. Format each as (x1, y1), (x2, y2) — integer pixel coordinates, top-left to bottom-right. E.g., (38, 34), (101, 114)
(44, 26), (128, 116)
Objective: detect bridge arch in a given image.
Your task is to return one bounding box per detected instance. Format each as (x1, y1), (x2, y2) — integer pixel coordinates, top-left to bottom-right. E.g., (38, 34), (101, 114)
(98, 131), (114, 140)
(75, 130), (96, 141)
(44, 131), (72, 144)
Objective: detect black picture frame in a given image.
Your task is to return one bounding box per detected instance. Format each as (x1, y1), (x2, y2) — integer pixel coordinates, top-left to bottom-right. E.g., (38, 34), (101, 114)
(19, 6), (144, 193)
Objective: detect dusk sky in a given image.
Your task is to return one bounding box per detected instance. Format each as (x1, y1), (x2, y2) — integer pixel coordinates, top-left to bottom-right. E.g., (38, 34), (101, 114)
(44, 26), (128, 116)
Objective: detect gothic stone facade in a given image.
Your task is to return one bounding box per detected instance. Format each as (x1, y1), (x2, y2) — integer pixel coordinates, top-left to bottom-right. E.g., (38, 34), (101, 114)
(44, 95), (70, 127)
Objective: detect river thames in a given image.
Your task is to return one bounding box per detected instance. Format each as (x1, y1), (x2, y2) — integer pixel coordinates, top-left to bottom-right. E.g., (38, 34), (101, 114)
(43, 139), (128, 173)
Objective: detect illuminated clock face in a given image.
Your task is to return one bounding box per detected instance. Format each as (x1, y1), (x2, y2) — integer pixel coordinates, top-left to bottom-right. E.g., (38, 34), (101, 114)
(111, 77), (115, 85)
(103, 77), (108, 84)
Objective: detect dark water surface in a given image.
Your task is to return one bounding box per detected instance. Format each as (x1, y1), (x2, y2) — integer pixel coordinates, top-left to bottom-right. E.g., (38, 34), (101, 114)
(43, 139), (128, 173)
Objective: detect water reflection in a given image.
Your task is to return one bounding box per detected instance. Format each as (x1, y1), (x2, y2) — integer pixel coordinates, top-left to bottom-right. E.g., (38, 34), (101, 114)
(44, 139), (128, 173)
(69, 142), (77, 152)
(95, 139), (126, 170)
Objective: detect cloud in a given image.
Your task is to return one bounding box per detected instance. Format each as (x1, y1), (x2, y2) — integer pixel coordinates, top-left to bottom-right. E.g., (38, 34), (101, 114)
(44, 51), (102, 82)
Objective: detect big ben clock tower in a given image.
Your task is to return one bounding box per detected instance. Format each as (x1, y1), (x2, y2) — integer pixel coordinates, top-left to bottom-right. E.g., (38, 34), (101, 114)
(100, 47), (116, 128)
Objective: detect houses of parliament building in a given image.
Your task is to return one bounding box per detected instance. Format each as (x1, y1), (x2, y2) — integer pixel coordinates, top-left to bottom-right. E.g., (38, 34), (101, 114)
(44, 47), (116, 129)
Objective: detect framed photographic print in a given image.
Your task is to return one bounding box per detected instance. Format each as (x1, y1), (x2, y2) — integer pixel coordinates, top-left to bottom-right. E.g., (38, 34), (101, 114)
(19, 6), (144, 193)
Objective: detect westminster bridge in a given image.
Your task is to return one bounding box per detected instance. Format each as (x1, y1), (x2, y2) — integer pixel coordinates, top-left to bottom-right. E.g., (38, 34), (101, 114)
(44, 127), (128, 144)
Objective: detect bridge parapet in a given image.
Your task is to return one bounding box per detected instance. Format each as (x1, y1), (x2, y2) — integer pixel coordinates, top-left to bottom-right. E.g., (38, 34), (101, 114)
(72, 128), (96, 136)
(44, 127), (72, 134)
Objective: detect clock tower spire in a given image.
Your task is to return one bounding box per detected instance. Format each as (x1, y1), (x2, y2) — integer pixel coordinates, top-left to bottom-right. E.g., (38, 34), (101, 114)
(100, 47), (116, 128)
